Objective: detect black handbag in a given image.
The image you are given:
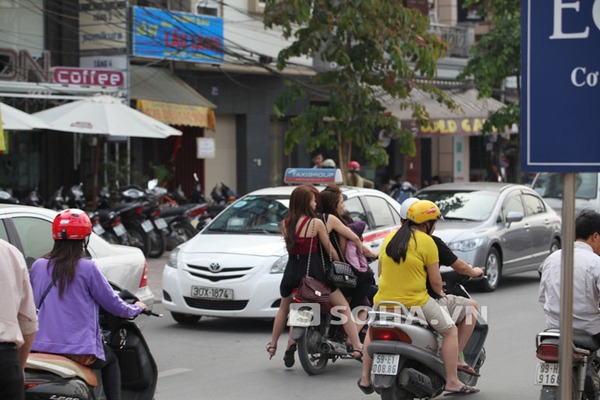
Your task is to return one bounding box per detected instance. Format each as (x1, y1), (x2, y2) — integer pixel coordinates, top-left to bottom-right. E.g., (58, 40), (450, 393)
(297, 219), (331, 305)
(321, 215), (358, 289)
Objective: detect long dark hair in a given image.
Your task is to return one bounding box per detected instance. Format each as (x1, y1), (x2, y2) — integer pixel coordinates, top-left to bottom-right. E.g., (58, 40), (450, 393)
(283, 185), (318, 252)
(386, 219), (436, 263)
(320, 185), (345, 224)
(44, 240), (86, 298)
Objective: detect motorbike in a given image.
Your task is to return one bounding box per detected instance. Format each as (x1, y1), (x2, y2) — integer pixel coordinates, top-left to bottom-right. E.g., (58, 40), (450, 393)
(197, 182), (238, 231)
(367, 271), (487, 398)
(0, 187), (20, 204)
(66, 183), (87, 209)
(46, 186), (67, 210)
(535, 329), (600, 400)
(23, 186), (44, 207)
(24, 288), (161, 400)
(288, 299), (365, 375)
(94, 186), (132, 246)
(120, 182), (167, 258)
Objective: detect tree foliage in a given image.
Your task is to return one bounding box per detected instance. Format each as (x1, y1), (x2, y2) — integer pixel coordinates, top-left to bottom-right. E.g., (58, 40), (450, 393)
(458, 0), (521, 134)
(263, 0), (452, 177)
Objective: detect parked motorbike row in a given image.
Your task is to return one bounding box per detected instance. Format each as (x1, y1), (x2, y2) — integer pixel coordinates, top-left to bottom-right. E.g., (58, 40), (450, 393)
(0, 176), (239, 258)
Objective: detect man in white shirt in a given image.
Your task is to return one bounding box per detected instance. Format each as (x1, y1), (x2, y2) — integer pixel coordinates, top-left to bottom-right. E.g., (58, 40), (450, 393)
(0, 239), (38, 399)
(539, 210), (600, 338)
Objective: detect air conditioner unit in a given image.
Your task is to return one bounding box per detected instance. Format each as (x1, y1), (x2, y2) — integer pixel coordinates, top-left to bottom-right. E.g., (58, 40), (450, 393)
(248, 0), (265, 14)
(196, 0), (221, 17)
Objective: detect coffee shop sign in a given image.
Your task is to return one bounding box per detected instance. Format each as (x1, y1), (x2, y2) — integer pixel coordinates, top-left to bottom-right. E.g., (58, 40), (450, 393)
(0, 48), (123, 87)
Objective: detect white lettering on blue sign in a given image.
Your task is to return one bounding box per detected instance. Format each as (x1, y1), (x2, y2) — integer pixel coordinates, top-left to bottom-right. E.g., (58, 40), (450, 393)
(550, 0), (600, 40)
(283, 168), (343, 184)
(571, 67), (599, 87)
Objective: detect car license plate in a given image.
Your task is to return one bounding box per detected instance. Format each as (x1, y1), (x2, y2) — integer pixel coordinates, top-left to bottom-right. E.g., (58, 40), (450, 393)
(535, 362), (559, 386)
(92, 224), (105, 235)
(141, 220), (154, 232)
(113, 223), (127, 237)
(288, 307), (314, 327)
(372, 354), (400, 376)
(191, 286), (233, 300)
(154, 218), (168, 230)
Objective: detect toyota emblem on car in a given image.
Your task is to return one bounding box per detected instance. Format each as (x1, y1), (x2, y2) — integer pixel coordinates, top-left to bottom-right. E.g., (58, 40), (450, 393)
(209, 262), (222, 272)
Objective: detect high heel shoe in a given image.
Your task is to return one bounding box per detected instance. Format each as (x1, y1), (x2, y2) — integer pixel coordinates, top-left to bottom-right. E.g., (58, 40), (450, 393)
(265, 342), (277, 360)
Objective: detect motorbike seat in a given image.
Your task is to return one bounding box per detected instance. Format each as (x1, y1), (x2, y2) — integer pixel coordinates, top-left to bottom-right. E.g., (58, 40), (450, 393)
(27, 353), (98, 387)
(573, 331), (600, 352)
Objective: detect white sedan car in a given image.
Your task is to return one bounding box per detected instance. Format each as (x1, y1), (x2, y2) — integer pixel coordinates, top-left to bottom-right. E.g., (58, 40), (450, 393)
(0, 205), (154, 311)
(162, 180), (402, 324)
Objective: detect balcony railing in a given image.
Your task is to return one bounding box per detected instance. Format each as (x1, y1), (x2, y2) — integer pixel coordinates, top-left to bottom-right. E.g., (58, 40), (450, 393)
(429, 24), (475, 58)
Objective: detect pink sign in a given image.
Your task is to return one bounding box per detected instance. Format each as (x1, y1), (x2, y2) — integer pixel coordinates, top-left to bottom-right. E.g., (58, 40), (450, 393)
(52, 67), (124, 87)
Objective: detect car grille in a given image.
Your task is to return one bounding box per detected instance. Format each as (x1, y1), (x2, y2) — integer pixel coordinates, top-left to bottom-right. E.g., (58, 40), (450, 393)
(185, 264), (254, 282)
(184, 297), (248, 311)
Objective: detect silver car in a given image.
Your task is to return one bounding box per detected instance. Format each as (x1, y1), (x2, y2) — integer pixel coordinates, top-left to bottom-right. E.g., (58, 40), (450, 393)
(416, 182), (562, 291)
(0, 204), (154, 315)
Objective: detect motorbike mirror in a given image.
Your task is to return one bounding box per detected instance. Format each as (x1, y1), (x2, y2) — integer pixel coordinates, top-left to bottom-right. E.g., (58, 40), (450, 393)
(148, 179), (159, 190)
(193, 172), (199, 182)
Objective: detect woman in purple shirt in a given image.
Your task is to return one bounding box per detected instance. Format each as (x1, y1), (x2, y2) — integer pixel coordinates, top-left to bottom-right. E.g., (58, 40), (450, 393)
(30, 209), (146, 400)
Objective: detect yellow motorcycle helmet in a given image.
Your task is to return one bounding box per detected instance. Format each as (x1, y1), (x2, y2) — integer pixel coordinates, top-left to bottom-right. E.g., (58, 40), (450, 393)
(406, 200), (441, 224)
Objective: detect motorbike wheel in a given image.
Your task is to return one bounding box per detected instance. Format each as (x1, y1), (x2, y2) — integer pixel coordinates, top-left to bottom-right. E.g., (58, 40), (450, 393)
(380, 378), (413, 400)
(297, 326), (328, 375)
(171, 312), (201, 324)
(168, 220), (197, 249)
(147, 230), (166, 258)
(126, 224), (151, 257)
(101, 231), (119, 245)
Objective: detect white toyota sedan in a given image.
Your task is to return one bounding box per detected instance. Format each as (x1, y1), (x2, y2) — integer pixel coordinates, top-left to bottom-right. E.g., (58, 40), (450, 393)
(0, 205), (154, 313)
(162, 172), (402, 324)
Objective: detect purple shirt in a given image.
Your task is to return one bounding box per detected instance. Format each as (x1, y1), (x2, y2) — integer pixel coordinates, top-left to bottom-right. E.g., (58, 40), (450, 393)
(30, 257), (142, 360)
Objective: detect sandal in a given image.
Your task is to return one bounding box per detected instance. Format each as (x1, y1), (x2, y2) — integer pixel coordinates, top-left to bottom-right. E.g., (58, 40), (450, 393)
(443, 385), (480, 396)
(283, 344), (296, 368)
(265, 342), (277, 360)
(357, 378), (375, 395)
(457, 364), (481, 377)
(351, 349), (363, 361)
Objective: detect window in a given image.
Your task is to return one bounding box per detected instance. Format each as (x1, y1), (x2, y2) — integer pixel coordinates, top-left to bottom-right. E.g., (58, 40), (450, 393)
(12, 217), (53, 267)
(0, 220), (9, 242)
(362, 196), (399, 228)
(344, 196), (367, 225)
(502, 194), (525, 221)
(522, 194), (546, 216)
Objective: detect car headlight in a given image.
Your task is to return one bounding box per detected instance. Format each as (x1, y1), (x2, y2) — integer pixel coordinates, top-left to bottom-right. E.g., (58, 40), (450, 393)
(270, 254), (289, 274)
(448, 238), (484, 252)
(166, 246), (181, 269)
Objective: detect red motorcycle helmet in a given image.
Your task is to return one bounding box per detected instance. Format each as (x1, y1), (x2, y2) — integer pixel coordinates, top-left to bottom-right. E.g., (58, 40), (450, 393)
(52, 209), (92, 240)
(348, 161), (360, 172)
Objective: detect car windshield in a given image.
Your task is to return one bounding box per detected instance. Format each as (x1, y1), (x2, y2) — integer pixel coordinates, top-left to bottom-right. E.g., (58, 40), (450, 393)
(532, 172), (598, 200)
(417, 190), (498, 222)
(206, 195), (289, 234)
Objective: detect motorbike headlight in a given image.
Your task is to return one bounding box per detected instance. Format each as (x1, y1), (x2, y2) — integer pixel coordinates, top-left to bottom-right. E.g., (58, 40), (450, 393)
(270, 254), (289, 274)
(166, 247), (181, 269)
(448, 238), (484, 252)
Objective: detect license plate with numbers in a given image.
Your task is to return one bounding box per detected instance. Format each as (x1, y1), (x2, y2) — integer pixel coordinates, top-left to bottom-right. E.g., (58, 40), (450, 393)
(534, 362), (559, 386)
(191, 286), (233, 300)
(372, 354), (400, 376)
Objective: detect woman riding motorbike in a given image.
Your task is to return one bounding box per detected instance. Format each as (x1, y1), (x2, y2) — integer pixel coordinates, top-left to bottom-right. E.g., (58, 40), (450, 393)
(29, 209), (147, 400)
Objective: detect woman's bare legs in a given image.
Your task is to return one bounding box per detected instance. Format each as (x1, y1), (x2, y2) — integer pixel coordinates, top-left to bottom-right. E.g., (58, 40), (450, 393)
(440, 326), (465, 392)
(329, 289), (362, 356)
(267, 296), (292, 357)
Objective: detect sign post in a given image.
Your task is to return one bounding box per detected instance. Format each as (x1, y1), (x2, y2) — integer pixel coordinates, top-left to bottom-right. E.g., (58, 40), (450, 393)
(522, 2), (600, 398)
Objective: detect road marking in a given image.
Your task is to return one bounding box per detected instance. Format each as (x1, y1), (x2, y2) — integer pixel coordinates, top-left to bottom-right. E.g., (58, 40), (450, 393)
(158, 368), (193, 378)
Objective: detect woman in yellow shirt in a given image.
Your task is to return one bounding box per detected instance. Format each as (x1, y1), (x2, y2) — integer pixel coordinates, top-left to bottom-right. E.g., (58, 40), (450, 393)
(358, 200), (478, 396)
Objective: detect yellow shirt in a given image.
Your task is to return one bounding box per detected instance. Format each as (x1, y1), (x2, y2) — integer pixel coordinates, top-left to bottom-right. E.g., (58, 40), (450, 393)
(374, 230), (439, 308)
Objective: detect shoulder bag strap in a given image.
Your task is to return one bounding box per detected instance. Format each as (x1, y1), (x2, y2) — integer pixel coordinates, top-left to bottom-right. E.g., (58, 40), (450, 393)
(305, 219), (314, 277)
(37, 281), (54, 312)
(321, 213), (343, 263)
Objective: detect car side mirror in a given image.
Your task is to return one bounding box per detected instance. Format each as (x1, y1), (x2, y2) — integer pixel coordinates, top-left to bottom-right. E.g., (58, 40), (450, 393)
(505, 211), (524, 226)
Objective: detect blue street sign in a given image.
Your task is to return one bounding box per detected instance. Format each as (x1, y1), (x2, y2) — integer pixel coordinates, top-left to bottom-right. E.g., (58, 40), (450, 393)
(521, 1), (600, 172)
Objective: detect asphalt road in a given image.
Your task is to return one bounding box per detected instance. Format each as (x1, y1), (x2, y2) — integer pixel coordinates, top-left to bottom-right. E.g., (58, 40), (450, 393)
(144, 252), (547, 400)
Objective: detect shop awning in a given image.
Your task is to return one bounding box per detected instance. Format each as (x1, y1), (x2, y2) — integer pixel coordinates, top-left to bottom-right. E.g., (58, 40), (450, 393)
(130, 66), (216, 130)
(385, 88), (506, 136)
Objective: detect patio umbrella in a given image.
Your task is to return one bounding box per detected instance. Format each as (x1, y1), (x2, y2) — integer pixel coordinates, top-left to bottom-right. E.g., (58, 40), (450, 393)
(33, 95), (182, 138)
(1, 102), (51, 131)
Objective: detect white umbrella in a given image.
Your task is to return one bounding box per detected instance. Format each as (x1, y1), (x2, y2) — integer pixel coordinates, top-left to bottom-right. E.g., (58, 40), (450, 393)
(33, 95), (182, 138)
(1, 102), (51, 131)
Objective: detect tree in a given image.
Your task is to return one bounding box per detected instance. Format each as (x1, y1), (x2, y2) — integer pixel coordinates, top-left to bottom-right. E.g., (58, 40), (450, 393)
(264, 0), (452, 181)
(458, 0), (521, 180)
